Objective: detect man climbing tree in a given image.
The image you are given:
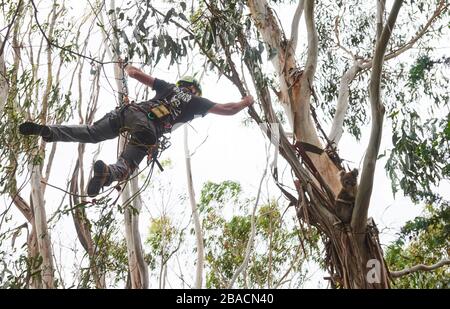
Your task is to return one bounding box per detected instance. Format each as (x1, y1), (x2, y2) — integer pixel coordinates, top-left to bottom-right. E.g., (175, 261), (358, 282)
(18, 64), (254, 197)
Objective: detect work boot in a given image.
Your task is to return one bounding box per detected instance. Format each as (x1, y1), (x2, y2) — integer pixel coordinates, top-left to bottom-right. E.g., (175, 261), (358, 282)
(19, 122), (49, 136)
(87, 160), (112, 197)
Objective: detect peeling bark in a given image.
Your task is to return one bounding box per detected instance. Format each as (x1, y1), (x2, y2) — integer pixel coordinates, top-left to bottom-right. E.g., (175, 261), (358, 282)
(245, 0), (404, 288)
(248, 0), (342, 195)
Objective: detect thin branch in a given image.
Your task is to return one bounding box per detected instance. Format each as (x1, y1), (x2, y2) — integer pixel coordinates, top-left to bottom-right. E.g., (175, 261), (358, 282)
(274, 245), (302, 288)
(184, 125), (204, 289)
(385, 0), (448, 61)
(390, 259), (450, 278)
(334, 14), (355, 59)
(29, 0), (117, 65)
(328, 60), (362, 144)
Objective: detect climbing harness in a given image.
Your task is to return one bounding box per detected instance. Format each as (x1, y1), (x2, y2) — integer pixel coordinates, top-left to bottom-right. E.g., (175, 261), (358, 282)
(118, 60), (171, 173)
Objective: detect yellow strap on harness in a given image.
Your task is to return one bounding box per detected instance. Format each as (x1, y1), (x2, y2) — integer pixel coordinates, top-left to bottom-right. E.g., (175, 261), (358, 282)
(150, 105), (170, 118)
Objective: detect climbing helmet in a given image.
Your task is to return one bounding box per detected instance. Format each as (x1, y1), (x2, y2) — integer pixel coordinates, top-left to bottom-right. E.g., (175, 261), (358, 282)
(176, 76), (202, 96)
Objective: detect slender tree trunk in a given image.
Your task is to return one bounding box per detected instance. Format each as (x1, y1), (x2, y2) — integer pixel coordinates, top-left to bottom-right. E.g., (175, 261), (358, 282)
(184, 125), (204, 289)
(105, 0), (149, 288)
(122, 175), (149, 289)
(70, 158), (106, 288)
(29, 164), (55, 288)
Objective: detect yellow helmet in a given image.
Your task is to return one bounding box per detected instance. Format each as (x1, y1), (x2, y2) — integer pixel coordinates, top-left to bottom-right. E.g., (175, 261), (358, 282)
(176, 76), (202, 96)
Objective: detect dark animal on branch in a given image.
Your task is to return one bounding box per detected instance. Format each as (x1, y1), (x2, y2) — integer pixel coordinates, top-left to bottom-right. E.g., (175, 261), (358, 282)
(335, 169), (358, 225)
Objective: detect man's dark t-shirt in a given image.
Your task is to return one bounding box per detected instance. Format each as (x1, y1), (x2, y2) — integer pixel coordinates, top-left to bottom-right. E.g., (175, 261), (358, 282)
(138, 78), (216, 129)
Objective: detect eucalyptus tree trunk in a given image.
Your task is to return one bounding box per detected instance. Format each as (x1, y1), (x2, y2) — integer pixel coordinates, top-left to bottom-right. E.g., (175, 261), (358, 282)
(69, 24), (107, 286)
(6, 0), (42, 288)
(245, 0), (404, 288)
(26, 0), (63, 289)
(4, 0), (60, 288)
(106, 0), (149, 289)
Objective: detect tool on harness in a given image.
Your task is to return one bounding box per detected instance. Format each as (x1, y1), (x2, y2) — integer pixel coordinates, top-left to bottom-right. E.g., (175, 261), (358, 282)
(145, 134), (171, 172)
(148, 104), (171, 118)
(117, 58), (170, 173)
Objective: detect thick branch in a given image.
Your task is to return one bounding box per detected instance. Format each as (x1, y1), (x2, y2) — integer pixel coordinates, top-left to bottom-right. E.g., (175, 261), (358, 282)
(352, 0), (403, 233)
(385, 0), (448, 61)
(328, 60), (362, 144)
(294, 0), (319, 140)
(390, 259), (450, 278)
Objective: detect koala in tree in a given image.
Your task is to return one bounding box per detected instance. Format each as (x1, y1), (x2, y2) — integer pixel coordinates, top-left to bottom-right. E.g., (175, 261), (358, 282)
(335, 169), (359, 225)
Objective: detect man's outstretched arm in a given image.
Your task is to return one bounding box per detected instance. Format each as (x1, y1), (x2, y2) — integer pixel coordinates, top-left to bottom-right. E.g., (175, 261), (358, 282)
(124, 64), (155, 88)
(208, 95), (254, 116)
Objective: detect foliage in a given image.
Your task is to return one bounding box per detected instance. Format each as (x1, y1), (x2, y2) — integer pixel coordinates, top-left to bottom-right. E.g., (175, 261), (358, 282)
(386, 204), (450, 288)
(386, 111), (450, 203)
(146, 215), (181, 270)
(199, 180), (312, 288)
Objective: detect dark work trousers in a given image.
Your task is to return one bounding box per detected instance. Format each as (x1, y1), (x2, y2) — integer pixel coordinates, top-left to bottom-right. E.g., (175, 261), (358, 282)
(43, 105), (159, 182)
